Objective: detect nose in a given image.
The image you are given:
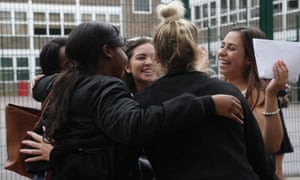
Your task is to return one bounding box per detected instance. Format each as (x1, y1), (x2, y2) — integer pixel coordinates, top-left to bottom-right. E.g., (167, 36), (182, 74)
(217, 48), (226, 58)
(144, 57), (153, 65)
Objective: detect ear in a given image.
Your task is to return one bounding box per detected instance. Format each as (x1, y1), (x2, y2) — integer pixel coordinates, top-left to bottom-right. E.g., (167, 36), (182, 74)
(153, 53), (160, 64)
(102, 44), (113, 59)
(125, 64), (131, 73)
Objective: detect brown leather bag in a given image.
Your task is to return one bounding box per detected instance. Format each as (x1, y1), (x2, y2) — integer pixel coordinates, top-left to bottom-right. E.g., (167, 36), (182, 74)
(4, 104), (41, 178)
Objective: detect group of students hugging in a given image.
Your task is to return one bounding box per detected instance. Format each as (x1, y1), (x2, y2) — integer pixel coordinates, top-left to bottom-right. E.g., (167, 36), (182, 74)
(19, 1), (293, 180)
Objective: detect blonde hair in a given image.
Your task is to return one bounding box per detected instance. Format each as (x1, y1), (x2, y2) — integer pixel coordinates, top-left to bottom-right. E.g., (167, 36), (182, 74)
(154, 0), (198, 72)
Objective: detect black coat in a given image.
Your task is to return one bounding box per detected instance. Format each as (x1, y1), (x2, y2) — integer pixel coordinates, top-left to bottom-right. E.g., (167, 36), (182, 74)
(28, 74), (216, 180)
(136, 70), (275, 180)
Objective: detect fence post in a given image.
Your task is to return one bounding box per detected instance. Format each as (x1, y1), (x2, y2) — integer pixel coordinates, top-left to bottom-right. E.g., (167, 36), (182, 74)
(182, 0), (190, 19)
(260, 0), (273, 39)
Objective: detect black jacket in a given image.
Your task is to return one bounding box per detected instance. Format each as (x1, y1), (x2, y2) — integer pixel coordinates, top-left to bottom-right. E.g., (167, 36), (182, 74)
(136, 70), (275, 180)
(28, 74), (216, 180)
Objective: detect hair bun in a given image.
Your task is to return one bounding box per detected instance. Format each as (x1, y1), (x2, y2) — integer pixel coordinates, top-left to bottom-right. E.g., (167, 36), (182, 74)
(157, 0), (185, 22)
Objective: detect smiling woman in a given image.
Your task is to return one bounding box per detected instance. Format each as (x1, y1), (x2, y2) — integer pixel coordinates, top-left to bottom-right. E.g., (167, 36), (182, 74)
(217, 26), (288, 155)
(123, 37), (158, 93)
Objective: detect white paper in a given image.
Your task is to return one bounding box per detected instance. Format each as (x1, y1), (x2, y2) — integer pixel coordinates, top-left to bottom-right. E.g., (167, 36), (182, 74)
(253, 38), (300, 83)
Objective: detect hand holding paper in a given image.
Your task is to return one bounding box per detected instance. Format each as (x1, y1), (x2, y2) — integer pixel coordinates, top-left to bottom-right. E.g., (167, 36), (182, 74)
(253, 39), (300, 83)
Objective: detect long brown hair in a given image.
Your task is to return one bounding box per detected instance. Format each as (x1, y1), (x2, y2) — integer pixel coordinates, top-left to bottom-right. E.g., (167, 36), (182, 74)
(123, 37), (153, 93)
(230, 26), (267, 110)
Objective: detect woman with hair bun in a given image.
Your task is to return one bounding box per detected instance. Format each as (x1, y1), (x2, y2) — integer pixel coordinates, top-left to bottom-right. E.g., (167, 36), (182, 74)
(21, 21), (246, 180)
(135, 1), (276, 179)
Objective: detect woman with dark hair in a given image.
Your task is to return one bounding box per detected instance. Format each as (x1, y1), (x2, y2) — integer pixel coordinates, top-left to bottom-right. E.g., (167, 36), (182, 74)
(218, 26), (288, 154)
(39, 37), (67, 75)
(123, 36), (157, 94)
(23, 37), (68, 180)
(122, 37), (157, 179)
(22, 21), (244, 180)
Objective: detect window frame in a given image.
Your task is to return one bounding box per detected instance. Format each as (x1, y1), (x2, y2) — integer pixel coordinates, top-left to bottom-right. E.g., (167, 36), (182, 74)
(132, 0), (152, 14)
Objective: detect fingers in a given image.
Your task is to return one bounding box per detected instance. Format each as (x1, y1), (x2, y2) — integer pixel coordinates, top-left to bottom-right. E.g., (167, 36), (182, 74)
(22, 139), (40, 149)
(273, 60), (288, 83)
(231, 97), (244, 125)
(231, 113), (244, 125)
(27, 131), (43, 142)
(20, 148), (41, 156)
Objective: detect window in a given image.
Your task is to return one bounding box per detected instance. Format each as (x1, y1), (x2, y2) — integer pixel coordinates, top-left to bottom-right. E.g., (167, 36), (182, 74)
(0, 58), (14, 81)
(0, 24), (12, 35)
(109, 15), (120, 23)
(17, 58), (28, 67)
(15, 12), (26, 22)
(64, 13), (75, 22)
(34, 12), (45, 22)
(211, 18), (216, 26)
(14, 12), (28, 35)
(34, 25), (47, 35)
(203, 4), (208, 18)
(0, 11), (10, 21)
(16, 57), (30, 80)
(288, 0), (299, 10)
(35, 57), (40, 67)
(0, 57), (31, 81)
(49, 25), (61, 35)
(221, 15), (227, 24)
(239, 11), (247, 21)
(17, 70), (29, 80)
(0, 70), (14, 81)
(133, 0), (151, 13)
(203, 20), (208, 28)
(210, 2), (216, 16)
(230, 0), (236, 10)
(49, 13), (60, 23)
(251, 0), (259, 6)
(64, 27), (73, 35)
(0, 11), (12, 35)
(15, 24), (28, 35)
(96, 14), (106, 22)
(239, 0), (247, 8)
(1, 58), (13, 67)
(195, 6), (200, 19)
(230, 14), (237, 22)
(35, 57), (41, 75)
(81, 14), (92, 22)
(251, 8), (259, 18)
(274, 3), (283, 14)
(221, 0), (228, 14)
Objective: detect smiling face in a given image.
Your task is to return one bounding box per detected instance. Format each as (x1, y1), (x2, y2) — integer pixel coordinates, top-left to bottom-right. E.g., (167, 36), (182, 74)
(217, 31), (250, 81)
(125, 42), (157, 91)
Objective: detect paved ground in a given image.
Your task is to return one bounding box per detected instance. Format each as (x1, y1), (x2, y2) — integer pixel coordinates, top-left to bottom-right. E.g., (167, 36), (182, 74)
(0, 96), (299, 180)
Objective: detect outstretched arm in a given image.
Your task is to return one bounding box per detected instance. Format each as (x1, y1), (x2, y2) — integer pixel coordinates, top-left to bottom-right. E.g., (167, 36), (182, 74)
(91, 79), (243, 146)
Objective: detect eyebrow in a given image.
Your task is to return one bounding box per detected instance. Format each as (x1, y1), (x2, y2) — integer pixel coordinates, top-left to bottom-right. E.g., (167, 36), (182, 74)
(221, 41), (237, 47)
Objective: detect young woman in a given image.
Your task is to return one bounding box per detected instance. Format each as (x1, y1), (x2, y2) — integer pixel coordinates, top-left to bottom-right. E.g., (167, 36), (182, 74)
(25, 37), (67, 180)
(134, 1), (276, 179)
(123, 37), (157, 94)
(218, 26), (288, 154)
(20, 21), (244, 180)
(39, 37), (68, 75)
